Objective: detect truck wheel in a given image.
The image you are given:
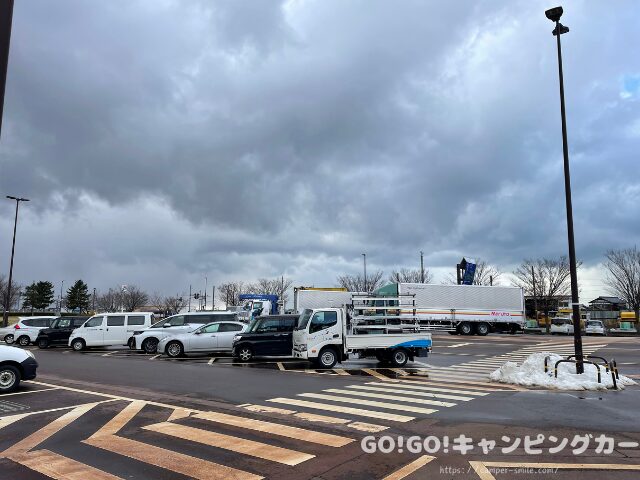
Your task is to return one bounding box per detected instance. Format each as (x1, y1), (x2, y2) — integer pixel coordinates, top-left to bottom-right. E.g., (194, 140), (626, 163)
(38, 337), (50, 349)
(390, 348), (409, 367)
(17, 335), (31, 347)
(475, 323), (489, 336)
(317, 348), (338, 369)
(0, 365), (21, 393)
(457, 322), (472, 335)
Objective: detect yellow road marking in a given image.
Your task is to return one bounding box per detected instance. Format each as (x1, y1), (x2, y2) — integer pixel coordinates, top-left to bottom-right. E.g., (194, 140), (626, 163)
(277, 362), (285, 371)
(85, 434), (261, 480)
(2, 402), (100, 457)
(347, 422), (388, 432)
(297, 393), (438, 415)
(362, 368), (397, 382)
(144, 421), (314, 465)
(267, 398), (414, 422)
(0, 412), (31, 430)
(194, 411), (354, 447)
(347, 384), (474, 401)
(322, 388), (455, 408)
(89, 400), (146, 438)
(11, 449), (123, 480)
(167, 408), (191, 421)
(149, 354), (160, 360)
(383, 455), (436, 480)
(333, 368), (350, 375)
(0, 387), (60, 397)
(293, 412), (350, 424)
(208, 357), (217, 364)
(241, 404), (297, 415)
(389, 368), (410, 376)
(370, 381), (490, 396)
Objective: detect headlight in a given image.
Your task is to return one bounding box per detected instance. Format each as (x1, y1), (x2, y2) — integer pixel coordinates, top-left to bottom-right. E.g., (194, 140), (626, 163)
(298, 344), (307, 352)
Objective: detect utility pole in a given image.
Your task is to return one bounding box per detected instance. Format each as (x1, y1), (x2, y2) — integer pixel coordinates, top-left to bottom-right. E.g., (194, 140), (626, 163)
(2, 196), (28, 327)
(531, 265), (540, 330)
(362, 253), (367, 292)
(545, 6), (584, 373)
(212, 285), (215, 310)
(204, 276), (208, 311)
(420, 251), (425, 283)
(92, 288), (96, 312)
(188, 285), (192, 312)
(0, 0), (14, 138)
(58, 280), (64, 315)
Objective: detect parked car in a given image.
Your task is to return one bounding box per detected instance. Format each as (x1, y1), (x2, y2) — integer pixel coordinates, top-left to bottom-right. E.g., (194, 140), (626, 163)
(232, 314), (299, 362)
(0, 345), (38, 393)
(68, 312), (153, 351)
(131, 312), (239, 354)
(585, 320), (606, 336)
(0, 325), (15, 343)
(35, 316), (90, 348)
(4, 316), (57, 346)
(158, 320), (246, 358)
(550, 317), (574, 335)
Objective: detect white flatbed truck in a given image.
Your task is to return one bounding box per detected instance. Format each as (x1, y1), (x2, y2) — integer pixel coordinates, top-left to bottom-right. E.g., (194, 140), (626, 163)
(292, 295), (432, 368)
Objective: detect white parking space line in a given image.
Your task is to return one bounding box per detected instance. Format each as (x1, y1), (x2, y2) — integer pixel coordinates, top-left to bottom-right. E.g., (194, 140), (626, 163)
(267, 398), (415, 422)
(348, 384), (474, 401)
(321, 388), (455, 408)
(370, 381), (489, 396)
(297, 393), (439, 415)
(0, 387), (60, 397)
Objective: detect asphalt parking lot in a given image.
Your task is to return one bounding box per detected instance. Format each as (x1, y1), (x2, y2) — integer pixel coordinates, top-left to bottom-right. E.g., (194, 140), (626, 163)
(2, 333), (640, 479)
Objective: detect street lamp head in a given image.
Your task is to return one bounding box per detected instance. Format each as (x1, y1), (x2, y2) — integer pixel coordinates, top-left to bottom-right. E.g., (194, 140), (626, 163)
(6, 195), (29, 202)
(545, 6), (563, 22)
(552, 23), (570, 36)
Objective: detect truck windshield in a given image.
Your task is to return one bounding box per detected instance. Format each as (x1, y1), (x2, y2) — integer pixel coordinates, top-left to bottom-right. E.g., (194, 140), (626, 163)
(295, 309), (313, 330)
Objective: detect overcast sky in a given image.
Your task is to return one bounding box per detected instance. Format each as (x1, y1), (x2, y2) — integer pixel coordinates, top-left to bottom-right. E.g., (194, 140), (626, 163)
(0, 0), (638, 304)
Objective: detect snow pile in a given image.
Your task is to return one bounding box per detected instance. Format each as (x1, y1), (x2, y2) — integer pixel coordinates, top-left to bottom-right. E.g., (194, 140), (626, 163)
(489, 352), (637, 390)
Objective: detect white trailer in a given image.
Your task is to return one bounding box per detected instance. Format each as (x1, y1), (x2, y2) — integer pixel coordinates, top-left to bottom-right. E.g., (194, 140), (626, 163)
(373, 283), (525, 335)
(293, 287), (354, 314)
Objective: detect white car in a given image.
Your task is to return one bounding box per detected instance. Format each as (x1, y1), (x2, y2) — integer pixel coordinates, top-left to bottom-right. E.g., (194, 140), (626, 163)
(0, 345), (38, 393)
(4, 316), (57, 346)
(69, 312), (153, 350)
(158, 321), (246, 358)
(550, 317), (574, 335)
(131, 311), (239, 354)
(585, 320), (606, 336)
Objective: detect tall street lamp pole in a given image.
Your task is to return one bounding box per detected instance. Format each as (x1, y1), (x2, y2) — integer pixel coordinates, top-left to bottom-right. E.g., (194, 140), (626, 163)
(545, 6), (584, 373)
(362, 253), (367, 293)
(3, 195), (29, 327)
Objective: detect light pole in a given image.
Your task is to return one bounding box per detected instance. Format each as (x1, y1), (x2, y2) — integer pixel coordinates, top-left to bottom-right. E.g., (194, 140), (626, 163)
(92, 288), (96, 312)
(420, 251), (425, 283)
(545, 6), (584, 373)
(204, 276), (208, 310)
(58, 280), (64, 315)
(3, 195), (29, 327)
(362, 253), (367, 292)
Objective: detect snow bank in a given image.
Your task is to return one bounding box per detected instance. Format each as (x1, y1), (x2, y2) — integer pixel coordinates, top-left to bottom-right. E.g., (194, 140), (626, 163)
(489, 352), (637, 390)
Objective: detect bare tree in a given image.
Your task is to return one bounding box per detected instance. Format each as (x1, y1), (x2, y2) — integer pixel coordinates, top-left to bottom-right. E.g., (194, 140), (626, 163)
(604, 247), (640, 321)
(162, 295), (188, 316)
(389, 268), (433, 284)
(473, 260), (502, 286)
(121, 285), (149, 311)
(218, 281), (245, 307)
(95, 288), (123, 312)
(512, 256), (579, 332)
(337, 270), (384, 292)
(0, 275), (22, 313)
(249, 277), (294, 307)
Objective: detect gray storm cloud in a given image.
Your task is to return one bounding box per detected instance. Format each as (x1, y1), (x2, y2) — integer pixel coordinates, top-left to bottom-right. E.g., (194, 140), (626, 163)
(0, 0), (638, 298)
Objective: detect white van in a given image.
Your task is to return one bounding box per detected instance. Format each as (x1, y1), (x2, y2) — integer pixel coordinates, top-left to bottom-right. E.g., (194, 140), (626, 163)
(68, 312), (153, 351)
